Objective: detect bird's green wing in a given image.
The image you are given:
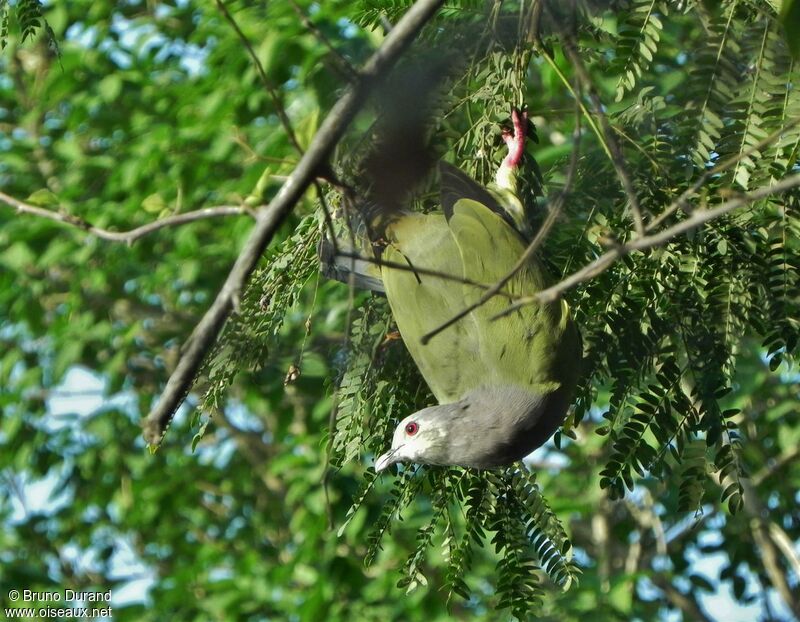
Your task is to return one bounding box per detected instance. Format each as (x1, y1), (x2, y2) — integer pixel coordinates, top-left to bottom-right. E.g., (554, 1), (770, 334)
(381, 198), (579, 405)
(439, 161), (528, 239)
(447, 198), (579, 394)
(351, 167), (580, 408)
(381, 212), (486, 403)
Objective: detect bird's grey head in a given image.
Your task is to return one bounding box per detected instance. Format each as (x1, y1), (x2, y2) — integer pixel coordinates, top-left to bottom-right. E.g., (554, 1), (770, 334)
(375, 402), (463, 471)
(374, 385), (571, 471)
(374, 404), (460, 471)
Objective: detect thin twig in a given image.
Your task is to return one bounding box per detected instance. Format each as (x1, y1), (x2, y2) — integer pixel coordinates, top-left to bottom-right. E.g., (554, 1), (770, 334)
(540, 52), (611, 162)
(502, 173), (800, 312)
(561, 37), (645, 237)
(143, 0), (447, 445)
(613, 125), (666, 174)
(0, 191), (256, 243)
(288, 0), (359, 81)
(215, 0), (304, 156)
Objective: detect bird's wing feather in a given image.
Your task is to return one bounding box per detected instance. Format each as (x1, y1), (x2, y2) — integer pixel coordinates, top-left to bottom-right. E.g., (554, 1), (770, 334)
(447, 198), (573, 393)
(439, 162), (506, 222)
(317, 234), (385, 293)
(372, 192), (581, 410)
(381, 212), (484, 403)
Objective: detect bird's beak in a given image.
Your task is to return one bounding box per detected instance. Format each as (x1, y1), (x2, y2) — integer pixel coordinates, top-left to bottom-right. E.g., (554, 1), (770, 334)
(375, 446), (401, 472)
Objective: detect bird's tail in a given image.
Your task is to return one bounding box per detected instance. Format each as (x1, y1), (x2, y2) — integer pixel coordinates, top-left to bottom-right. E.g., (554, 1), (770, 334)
(317, 198), (386, 294)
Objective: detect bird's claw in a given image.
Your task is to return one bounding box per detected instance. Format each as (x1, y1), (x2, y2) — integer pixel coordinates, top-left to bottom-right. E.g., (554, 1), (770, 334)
(380, 330), (402, 348)
(501, 107), (528, 169)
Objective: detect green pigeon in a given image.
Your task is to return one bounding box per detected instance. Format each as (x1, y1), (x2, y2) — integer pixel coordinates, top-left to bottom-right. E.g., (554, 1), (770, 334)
(322, 108), (581, 470)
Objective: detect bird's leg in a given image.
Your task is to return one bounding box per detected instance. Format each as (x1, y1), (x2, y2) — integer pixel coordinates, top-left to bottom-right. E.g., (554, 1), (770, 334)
(496, 107), (527, 192)
(501, 107), (527, 170)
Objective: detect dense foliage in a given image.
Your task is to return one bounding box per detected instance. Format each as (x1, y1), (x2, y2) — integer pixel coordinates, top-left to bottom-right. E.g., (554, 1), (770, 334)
(1, 1), (798, 621)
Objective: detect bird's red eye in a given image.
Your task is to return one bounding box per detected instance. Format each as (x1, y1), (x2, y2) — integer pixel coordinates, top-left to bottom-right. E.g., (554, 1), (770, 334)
(405, 421), (419, 436)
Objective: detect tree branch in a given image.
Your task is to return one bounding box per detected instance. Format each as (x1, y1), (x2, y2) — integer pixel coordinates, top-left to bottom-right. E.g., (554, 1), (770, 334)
(646, 116), (800, 232)
(741, 478), (800, 618)
(768, 521), (800, 584)
(500, 173), (800, 313)
(143, 0), (447, 445)
(649, 576), (714, 622)
(0, 191), (256, 243)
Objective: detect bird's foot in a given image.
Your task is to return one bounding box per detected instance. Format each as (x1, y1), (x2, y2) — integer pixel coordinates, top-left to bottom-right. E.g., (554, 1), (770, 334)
(380, 330), (402, 348)
(501, 107), (528, 170)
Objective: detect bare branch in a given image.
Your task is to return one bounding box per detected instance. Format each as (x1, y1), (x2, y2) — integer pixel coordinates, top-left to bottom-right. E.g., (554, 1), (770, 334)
(143, 0), (447, 445)
(539, 52), (611, 162)
(0, 191), (256, 243)
(502, 173), (800, 312)
(647, 116), (800, 232)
